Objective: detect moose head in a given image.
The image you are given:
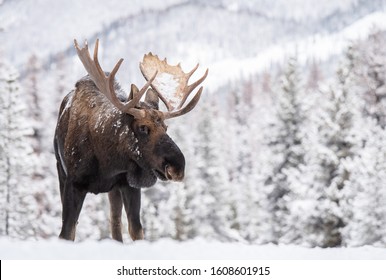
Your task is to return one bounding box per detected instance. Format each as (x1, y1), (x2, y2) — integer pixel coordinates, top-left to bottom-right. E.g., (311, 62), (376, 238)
(54, 39), (208, 241)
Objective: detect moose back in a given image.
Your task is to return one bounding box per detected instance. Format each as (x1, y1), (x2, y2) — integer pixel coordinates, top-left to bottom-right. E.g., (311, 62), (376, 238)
(54, 39), (208, 241)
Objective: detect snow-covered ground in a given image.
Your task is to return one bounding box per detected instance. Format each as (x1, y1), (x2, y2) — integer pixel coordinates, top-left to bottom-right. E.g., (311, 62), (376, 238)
(1, 237), (386, 260)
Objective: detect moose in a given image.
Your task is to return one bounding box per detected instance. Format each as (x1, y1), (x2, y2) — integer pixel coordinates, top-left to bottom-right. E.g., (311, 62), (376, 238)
(54, 39), (208, 241)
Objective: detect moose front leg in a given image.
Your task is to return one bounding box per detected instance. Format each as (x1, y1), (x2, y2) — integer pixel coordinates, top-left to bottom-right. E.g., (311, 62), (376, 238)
(121, 186), (144, 241)
(108, 188), (124, 242)
(59, 181), (87, 241)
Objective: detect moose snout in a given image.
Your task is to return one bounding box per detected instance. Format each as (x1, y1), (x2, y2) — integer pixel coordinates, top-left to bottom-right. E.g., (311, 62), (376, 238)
(156, 135), (185, 181)
(163, 148), (185, 181)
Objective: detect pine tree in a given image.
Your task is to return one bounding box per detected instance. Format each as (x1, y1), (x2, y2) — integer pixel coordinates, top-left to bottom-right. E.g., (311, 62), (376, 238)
(165, 181), (194, 241)
(0, 60), (38, 239)
(338, 34), (386, 246)
(263, 56), (308, 244)
(306, 58), (323, 90)
(225, 82), (255, 239)
(191, 95), (236, 241)
(170, 119), (202, 241)
(303, 89), (352, 247)
(244, 77), (277, 244)
(359, 31), (386, 127)
(141, 188), (164, 241)
(274, 45), (367, 248)
(340, 118), (386, 246)
(25, 54), (43, 154)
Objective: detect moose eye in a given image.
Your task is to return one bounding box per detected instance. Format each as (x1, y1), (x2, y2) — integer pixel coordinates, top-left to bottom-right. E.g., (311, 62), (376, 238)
(139, 125), (150, 135)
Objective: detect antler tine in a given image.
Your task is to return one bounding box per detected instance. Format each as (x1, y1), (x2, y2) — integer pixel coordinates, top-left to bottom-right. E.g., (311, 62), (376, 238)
(94, 39), (123, 80)
(74, 39), (123, 106)
(75, 39), (153, 118)
(164, 87), (203, 119)
(125, 70), (157, 111)
(187, 63), (199, 78)
(92, 39), (104, 76)
(178, 68), (209, 109)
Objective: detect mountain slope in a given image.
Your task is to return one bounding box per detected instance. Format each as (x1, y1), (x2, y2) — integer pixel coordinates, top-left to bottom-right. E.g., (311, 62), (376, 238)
(1, 0), (385, 86)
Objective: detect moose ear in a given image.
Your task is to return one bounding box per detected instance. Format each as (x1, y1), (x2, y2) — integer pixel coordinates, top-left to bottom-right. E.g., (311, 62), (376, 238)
(129, 84), (139, 100)
(144, 88), (159, 110)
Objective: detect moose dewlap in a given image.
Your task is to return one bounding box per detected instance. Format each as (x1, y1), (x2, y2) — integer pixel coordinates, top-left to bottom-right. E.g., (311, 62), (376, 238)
(53, 39), (208, 241)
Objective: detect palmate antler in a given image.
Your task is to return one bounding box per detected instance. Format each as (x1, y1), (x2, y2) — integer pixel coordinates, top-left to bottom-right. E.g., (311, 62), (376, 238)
(74, 39), (157, 119)
(140, 53), (208, 119)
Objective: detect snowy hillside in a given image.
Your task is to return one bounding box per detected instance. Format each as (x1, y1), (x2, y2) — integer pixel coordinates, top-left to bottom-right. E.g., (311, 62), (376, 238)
(1, 0), (386, 88)
(205, 10), (386, 89)
(1, 238), (386, 259)
(0, 0), (183, 64)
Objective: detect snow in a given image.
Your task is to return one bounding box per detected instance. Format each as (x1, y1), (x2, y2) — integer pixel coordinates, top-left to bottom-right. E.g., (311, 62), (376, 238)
(2, 0), (386, 251)
(205, 10), (386, 91)
(59, 91), (73, 120)
(153, 72), (180, 109)
(1, 237), (386, 260)
(0, 0), (184, 66)
(1, 0), (385, 94)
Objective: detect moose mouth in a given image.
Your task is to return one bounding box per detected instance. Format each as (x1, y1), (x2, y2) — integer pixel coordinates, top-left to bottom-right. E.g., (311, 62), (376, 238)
(154, 169), (168, 181)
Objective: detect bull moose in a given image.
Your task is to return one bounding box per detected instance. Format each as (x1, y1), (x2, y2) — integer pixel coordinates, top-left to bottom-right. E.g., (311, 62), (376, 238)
(54, 39), (208, 241)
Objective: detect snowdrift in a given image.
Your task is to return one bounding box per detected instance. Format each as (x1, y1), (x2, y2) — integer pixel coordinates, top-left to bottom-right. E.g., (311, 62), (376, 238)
(1, 238), (386, 260)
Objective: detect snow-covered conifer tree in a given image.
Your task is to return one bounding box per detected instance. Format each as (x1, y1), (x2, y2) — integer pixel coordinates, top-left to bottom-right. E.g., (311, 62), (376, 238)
(224, 82), (256, 240)
(262, 56), (308, 244)
(191, 94), (237, 241)
(338, 35), (386, 246)
(358, 31), (386, 127)
(141, 187), (165, 241)
(306, 58), (323, 90)
(306, 45), (363, 247)
(243, 74), (277, 244)
(25, 54), (43, 154)
(340, 118), (386, 246)
(156, 117), (199, 241)
(141, 113), (200, 241)
(0, 60), (38, 239)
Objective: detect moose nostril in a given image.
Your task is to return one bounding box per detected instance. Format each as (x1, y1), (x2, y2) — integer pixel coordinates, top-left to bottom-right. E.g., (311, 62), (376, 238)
(165, 165), (172, 180)
(165, 164), (184, 181)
